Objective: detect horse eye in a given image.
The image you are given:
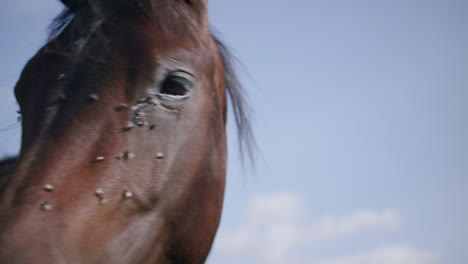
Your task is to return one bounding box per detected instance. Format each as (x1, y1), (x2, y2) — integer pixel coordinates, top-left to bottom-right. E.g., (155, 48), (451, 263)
(160, 76), (192, 97)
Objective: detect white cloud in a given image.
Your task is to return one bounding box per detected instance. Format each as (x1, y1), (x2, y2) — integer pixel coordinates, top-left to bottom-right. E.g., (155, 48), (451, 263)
(210, 193), (405, 264)
(315, 244), (440, 264)
(248, 192), (305, 224)
(214, 193), (304, 264)
(308, 208), (400, 241)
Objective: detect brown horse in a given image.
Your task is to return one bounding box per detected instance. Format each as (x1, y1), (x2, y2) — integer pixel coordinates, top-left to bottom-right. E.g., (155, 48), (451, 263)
(0, 0), (253, 263)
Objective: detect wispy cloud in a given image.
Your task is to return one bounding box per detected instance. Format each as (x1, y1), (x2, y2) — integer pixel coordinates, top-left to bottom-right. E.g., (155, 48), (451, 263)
(315, 244), (440, 264)
(209, 193), (407, 264)
(308, 207), (400, 241)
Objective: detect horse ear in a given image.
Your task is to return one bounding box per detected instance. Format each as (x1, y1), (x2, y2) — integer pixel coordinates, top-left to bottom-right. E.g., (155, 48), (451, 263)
(184, 0), (208, 21)
(60, 0), (88, 12)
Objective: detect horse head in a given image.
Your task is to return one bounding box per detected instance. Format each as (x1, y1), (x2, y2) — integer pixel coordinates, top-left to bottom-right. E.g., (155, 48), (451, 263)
(0, 0), (252, 263)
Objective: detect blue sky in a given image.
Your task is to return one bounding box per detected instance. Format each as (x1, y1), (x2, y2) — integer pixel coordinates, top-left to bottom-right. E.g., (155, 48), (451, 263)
(0, 1), (467, 263)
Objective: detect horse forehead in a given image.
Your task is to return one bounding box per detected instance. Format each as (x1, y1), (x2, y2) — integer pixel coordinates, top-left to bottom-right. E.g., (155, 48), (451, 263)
(70, 8), (200, 55)
(111, 19), (211, 62)
(73, 18), (104, 53)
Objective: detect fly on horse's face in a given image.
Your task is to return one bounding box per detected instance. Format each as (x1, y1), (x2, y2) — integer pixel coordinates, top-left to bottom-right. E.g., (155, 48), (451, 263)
(0, 0), (252, 263)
